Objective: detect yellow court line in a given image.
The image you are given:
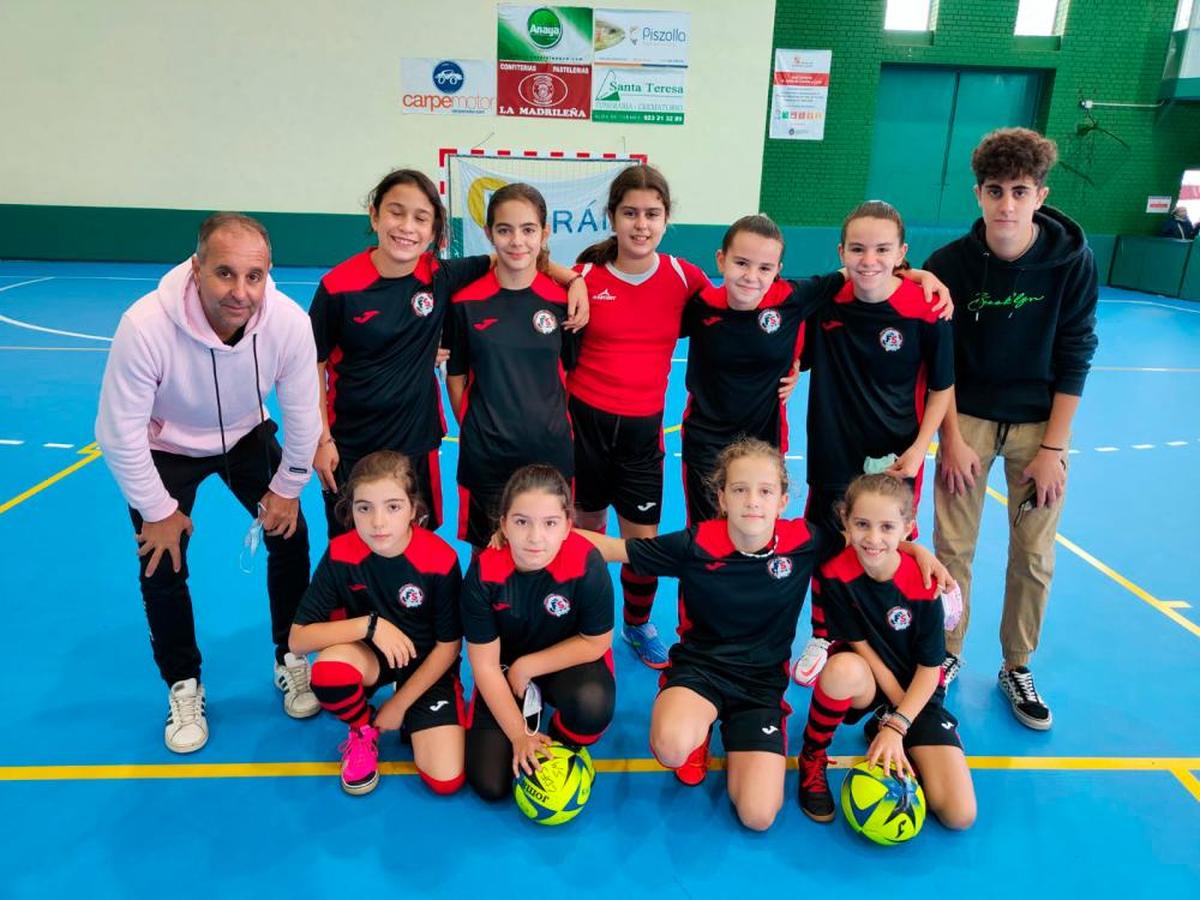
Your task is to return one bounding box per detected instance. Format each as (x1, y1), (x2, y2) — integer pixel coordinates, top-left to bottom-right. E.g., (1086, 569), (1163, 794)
(1171, 768), (1200, 802)
(1163, 600), (1192, 609)
(0, 441), (103, 516)
(984, 486), (1200, 640)
(4, 755), (1199, 783)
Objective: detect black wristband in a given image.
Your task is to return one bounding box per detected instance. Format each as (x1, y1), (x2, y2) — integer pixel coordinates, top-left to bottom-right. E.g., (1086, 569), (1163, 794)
(365, 612), (378, 643)
(1039, 443), (1064, 453)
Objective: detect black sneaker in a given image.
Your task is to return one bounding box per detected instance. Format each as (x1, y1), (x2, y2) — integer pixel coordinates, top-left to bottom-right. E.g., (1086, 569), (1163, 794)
(998, 666), (1053, 730)
(797, 749), (835, 822)
(941, 653), (963, 686)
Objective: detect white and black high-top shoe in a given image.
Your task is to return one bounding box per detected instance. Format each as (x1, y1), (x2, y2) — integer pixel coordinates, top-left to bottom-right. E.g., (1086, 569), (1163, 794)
(998, 666), (1052, 730)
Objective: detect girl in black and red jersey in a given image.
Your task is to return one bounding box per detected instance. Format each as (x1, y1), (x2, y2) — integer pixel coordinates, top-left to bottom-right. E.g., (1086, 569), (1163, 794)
(289, 451), (464, 797)
(461, 465), (615, 801)
(570, 165), (711, 669)
(578, 439), (953, 832)
(796, 474), (976, 831)
(445, 183), (580, 552)
(793, 201), (955, 687)
(309, 169), (588, 539)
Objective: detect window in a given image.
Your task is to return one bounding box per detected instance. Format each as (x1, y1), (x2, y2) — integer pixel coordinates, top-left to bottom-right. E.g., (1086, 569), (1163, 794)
(885, 0), (933, 31)
(1179, 169), (1200, 224)
(1176, 0), (1195, 31)
(1015, 0), (1065, 36)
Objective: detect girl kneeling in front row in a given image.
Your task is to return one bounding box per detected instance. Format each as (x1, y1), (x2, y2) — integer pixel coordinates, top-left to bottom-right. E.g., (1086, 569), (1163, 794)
(461, 465), (616, 800)
(580, 439), (951, 831)
(796, 473), (975, 830)
(290, 451), (465, 796)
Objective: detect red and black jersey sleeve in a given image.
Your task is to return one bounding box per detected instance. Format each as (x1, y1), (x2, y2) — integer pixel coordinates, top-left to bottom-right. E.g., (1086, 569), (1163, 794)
(625, 528), (692, 578)
(308, 283), (342, 365)
(440, 254), (493, 296)
(459, 558), (497, 645)
(576, 547), (615, 636)
(813, 569), (865, 644)
(294, 548), (351, 626)
(405, 526), (464, 644)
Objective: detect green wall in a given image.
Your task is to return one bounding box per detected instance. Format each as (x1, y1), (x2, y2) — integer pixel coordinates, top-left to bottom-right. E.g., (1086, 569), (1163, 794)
(761, 0), (1200, 266)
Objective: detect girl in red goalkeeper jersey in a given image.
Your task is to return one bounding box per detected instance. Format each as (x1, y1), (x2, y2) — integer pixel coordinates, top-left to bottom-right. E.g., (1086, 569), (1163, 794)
(570, 165), (710, 668)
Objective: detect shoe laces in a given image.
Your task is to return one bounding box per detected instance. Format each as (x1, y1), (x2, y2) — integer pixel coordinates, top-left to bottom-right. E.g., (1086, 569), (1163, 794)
(800, 749), (829, 792)
(339, 727), (378, 767)
(170, 688), (203, 725)
(1007, 668), (1044, 705)
(801, 638), (831, 661)
(280, 657), (311, 694)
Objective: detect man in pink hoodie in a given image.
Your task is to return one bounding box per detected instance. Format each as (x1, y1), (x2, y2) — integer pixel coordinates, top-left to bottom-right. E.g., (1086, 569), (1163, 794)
(96, 213), (322, 753)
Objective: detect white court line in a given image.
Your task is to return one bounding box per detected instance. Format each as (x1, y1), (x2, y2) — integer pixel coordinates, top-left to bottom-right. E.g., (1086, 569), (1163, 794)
(1132, 444), (1155, 450)
(0, 275), (114, 342)
(1, 274), (318, 286)
(42, 443), (74, 449)
(0, 345), (109, 352)
(1167, 441), (1188, 447)
(0, 439), (24, 446)
(0, 314), (112, 342)
(1100, 298), (1200, 316)
(0, 277), (54, 294)
(1096, 446), (1119, 452)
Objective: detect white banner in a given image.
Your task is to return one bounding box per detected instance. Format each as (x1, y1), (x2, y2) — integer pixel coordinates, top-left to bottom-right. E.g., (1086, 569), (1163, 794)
(593, 9), (691, 67)
(449, 156), (631, 266)
(401, 58), (496, 116)
(769, 49), (832, 141)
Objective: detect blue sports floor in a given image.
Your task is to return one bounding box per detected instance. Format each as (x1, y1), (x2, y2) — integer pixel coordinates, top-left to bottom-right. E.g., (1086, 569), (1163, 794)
(0, 261), (1197, 898)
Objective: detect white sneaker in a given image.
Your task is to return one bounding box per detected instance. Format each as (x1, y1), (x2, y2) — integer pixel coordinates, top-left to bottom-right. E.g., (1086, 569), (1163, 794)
(792, 637), (832, 686)
(165, 678), (208, 753)
(275, 652), (319, 719)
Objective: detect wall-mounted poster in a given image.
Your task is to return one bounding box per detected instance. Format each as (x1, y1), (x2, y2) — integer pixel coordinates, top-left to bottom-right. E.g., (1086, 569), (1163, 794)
(591, 9), (689, 125)
(498, 5), (593, 119)
(769, 49), (832, 141)
(401, 59), (496, 115)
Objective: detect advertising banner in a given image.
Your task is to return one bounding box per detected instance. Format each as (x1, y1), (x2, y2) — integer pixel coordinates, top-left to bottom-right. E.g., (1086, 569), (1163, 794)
(769, 49), (832, 141)
(400, 58), (495, 116)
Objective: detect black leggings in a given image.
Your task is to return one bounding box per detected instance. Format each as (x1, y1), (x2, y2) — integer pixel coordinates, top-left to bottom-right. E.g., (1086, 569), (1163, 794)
(466, 657), (615, 802)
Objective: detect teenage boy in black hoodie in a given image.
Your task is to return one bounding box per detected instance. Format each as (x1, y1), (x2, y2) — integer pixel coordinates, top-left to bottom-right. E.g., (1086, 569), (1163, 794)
(924, 128), (1098, 731)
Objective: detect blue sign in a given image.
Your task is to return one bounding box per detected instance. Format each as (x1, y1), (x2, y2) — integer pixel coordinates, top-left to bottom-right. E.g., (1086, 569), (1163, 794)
(432, 60), (465, 94)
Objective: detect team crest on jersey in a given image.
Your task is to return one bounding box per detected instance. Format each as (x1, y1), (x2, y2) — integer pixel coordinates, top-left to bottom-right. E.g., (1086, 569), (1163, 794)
(543, 593), (571, 617)
(532, 309), (558, 334)
(887, 606), (912, 630)
(767, 556), (793, 580)
(398, 583), (425, 609)
(758, 309), (782, 334)
(879, 327), (904, 352)
(411, 291), (435, 318)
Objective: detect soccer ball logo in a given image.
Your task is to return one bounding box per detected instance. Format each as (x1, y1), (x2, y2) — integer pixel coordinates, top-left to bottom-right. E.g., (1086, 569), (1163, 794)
(758, 309), (782, 334)
(398, 584), (425, 609)
(412, 291), (435, 318)
(767, 556), (793, 580)
(533, 310), (558, 334)
(879, 327), (903, 352)
(544, 593), (571, 617)
(886, 606), (912, 630)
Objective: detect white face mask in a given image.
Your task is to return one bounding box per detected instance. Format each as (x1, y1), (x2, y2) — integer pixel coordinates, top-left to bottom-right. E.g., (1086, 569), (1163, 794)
(521, 681), (543, 736)
(239, 503), (265, 574)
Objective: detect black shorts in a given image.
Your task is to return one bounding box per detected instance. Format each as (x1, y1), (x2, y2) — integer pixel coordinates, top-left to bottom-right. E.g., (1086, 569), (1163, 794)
(456, 482), (501, 549)
(681, 452), (718, 526)
(569, 395), (664, 525)
(846, 693), (963, 750)
(659, 658), (792, 756)
(364, 648), (466, 735)
(467, 657), (616, 737)
(323, 445), (444, 538)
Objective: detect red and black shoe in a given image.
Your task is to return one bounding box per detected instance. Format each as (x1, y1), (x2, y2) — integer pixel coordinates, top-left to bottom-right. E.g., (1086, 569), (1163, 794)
(675, 732), (711, 786)
(797, 748), (835, 822)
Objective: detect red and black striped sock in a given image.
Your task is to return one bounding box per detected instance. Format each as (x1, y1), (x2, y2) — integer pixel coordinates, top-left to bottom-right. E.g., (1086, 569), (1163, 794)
(310, 660), (371, 728)
(802, 683), (852, 754)
(810, 595), (829, 640)
(620, 566), (658, 626)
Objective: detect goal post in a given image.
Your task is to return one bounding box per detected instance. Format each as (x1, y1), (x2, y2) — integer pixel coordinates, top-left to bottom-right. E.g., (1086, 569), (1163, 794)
(439, 148), (647, 266)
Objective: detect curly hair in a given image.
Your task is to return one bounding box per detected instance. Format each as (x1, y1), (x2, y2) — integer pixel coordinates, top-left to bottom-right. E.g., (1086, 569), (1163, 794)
(971, 127), (1058, 186)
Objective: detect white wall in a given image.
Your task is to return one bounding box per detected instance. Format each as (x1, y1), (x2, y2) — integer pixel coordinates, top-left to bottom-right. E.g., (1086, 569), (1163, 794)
(0, 0), (776, 225)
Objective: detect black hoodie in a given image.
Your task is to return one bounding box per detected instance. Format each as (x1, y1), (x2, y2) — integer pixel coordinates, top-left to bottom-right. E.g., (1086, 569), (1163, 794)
(924, 206), (1098, 424)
